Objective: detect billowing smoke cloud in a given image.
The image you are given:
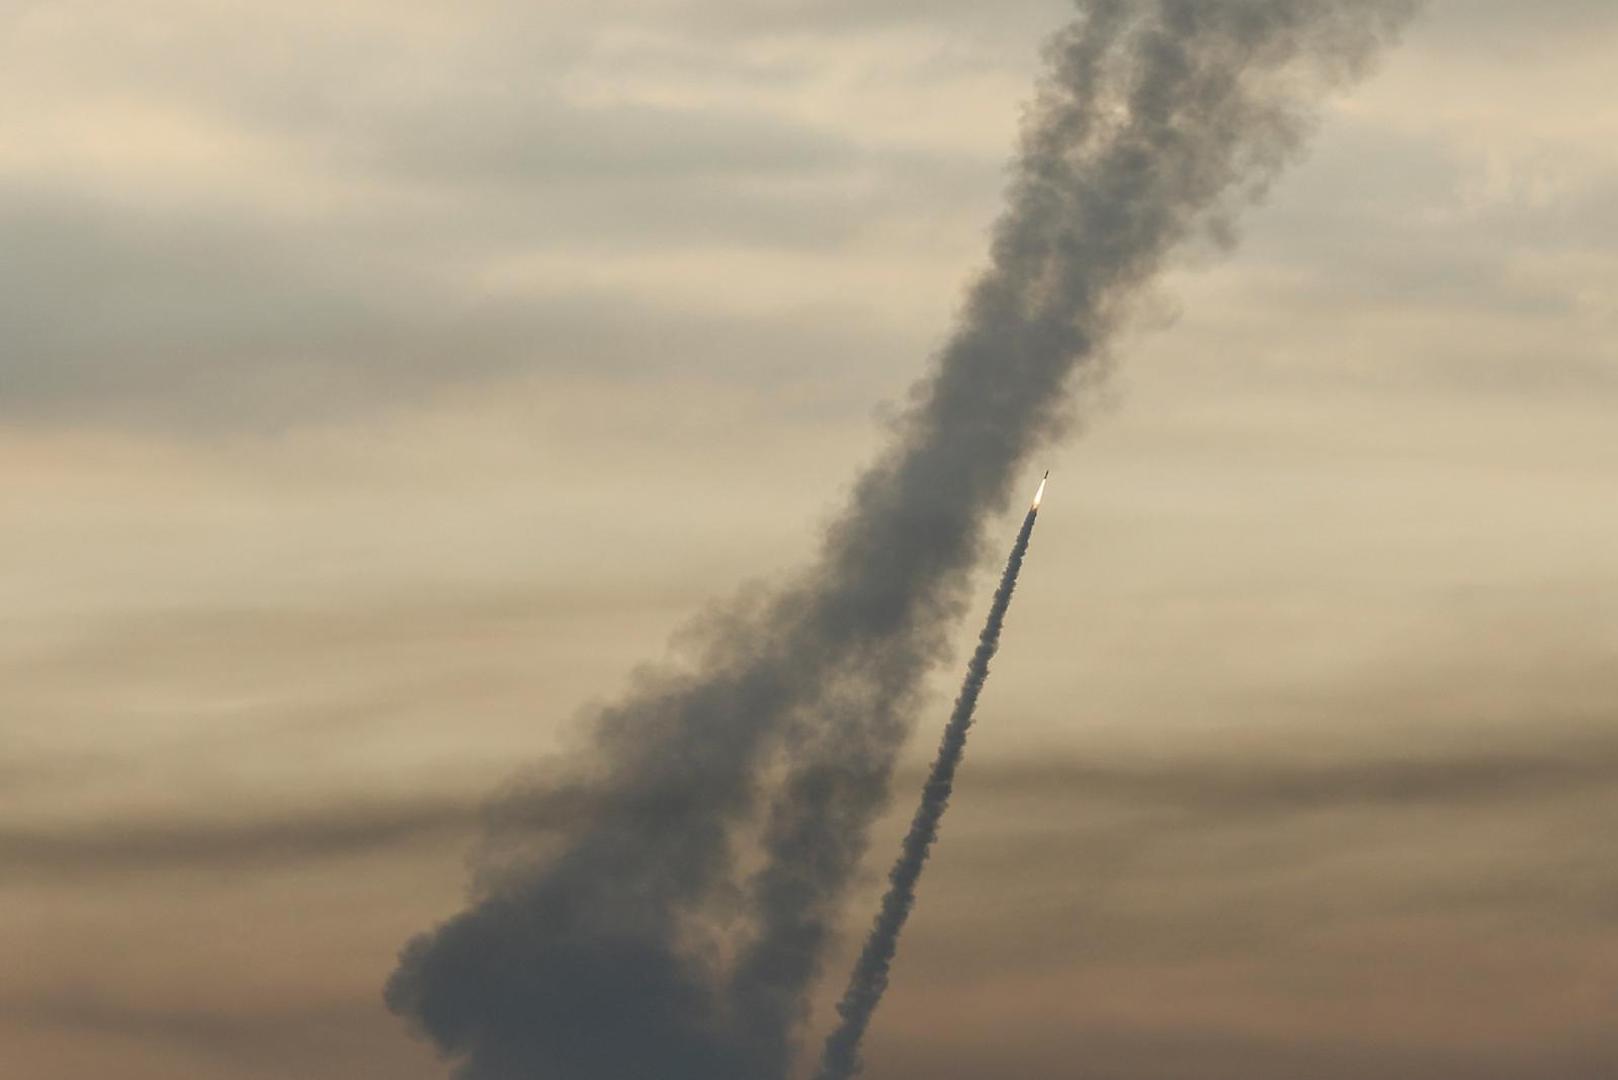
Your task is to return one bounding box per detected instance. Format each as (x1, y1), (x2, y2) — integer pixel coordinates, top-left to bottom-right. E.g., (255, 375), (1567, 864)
(816, 494), (1042, 1080)
(385, 2), (1417, 1078)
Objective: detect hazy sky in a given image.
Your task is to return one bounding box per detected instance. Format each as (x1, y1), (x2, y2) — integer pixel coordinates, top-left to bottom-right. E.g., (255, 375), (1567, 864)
(3, 2), (1616, 1077)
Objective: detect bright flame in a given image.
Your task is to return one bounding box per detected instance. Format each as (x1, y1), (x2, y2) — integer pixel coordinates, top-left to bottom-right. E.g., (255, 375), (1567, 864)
(1031, 476), (1047, 509)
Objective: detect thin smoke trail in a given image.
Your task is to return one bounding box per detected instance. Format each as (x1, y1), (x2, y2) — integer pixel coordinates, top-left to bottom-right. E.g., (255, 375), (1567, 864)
(815, 492), (1042, 1080)
(385, 5), (1418, 1079)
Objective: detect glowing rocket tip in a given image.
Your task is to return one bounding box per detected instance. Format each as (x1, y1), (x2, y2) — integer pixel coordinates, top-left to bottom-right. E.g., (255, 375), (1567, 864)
(1031, 472), (1048, 509)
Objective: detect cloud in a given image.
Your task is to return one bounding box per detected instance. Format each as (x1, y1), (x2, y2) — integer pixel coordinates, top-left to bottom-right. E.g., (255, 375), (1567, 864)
(8, 735), (1616, 882)
(0, 797), (485, 882)
(7, 0), (1618, 434)
(958, 740), (1618, 816)
(0, 181), (941, 428)
(355, 97), (861, 187)
(869, 1020), (1618, 1080)
(5, 993), (431, 1080)
(1415, 0), (1618, 56)
(1, 0), (1018, 431)
(672, 0), (1067, 42)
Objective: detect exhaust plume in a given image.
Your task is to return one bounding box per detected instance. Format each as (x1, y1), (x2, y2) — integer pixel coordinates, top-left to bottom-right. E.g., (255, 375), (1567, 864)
(816, 487), (1044, 1080)
(385, 3), (1417, 1078)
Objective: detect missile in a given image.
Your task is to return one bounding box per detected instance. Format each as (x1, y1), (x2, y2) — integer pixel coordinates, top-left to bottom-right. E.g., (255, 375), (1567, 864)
(1031, 470), (1048, 510)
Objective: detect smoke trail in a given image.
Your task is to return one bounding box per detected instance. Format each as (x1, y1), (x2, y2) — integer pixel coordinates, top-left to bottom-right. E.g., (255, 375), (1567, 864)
(385, 4), (1417, 1079)
(816, 494), (1042, 1080)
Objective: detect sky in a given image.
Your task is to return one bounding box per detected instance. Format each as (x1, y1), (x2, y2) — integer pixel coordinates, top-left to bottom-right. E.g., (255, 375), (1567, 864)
(3, 1), (1617, 1077)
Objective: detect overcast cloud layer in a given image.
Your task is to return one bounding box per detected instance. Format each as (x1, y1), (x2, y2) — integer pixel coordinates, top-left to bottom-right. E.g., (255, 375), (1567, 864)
(3, 2), (1616, 1078)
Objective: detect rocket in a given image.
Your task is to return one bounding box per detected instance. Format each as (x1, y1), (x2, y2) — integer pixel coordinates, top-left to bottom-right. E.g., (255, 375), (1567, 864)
(1031, 470), (1048, 510)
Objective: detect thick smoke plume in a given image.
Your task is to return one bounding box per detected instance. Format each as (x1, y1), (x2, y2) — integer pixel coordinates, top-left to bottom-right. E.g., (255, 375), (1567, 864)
(386, 3), (1416, 1078)
(816, 499), (1042, 1080)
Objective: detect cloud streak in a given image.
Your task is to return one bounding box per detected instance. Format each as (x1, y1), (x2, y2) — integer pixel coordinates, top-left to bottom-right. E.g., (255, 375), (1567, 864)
(8, 736), (1618, 883)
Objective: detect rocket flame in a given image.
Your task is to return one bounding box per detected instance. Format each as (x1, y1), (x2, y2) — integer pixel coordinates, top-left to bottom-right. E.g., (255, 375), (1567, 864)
(1031, 475), (1047, 510)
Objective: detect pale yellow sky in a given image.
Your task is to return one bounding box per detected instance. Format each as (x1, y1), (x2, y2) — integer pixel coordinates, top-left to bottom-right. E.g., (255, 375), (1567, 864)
(3, 2), (1616, 1077)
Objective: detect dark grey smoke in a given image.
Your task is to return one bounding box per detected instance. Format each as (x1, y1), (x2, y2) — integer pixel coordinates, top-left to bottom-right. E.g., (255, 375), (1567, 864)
(816, 498), (1041, 1080)
(385, 3), (1417, 1078)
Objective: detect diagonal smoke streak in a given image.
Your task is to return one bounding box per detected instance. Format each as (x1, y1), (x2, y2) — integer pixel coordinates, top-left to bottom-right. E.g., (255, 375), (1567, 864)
(715, 3), (1418, 1073)
(384, 3), (1418, 1079)
(816, 497), (1042, 1080)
